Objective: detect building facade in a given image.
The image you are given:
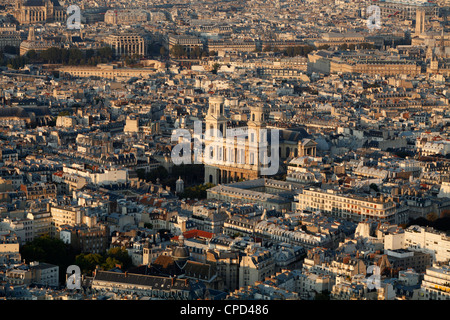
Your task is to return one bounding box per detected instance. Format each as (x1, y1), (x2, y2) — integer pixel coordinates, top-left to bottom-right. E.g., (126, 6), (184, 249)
(14, 0), (65, 25)
(104, 34), (146, 57)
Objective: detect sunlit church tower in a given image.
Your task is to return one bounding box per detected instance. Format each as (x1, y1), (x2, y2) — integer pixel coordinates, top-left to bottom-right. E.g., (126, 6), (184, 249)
(415, 9), (426, 35)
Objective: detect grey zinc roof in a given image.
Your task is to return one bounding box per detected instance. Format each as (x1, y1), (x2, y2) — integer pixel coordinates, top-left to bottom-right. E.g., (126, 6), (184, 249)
(93, 270), (191, 290)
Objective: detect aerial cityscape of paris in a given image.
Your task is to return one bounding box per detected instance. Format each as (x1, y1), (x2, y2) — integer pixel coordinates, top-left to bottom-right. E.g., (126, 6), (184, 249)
(0, 0), (449, 307)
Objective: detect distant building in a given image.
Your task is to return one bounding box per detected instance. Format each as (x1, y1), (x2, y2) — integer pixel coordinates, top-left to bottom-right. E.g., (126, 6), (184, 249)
(385, 225), (450, 263)
(104, 34), (146, 57)
(293, 189), (407, 225)
(14, 0), (65, 25)
(91, 269), (203, 299)
(104, 10), (149, 25)
(239, 245), (275, 288)
(20, 183), (57, 200)
(377, 0), (438, 20)
(59, 224), (108, 254)
(6, 261), (59, 287)
(420, 264), (450, 300)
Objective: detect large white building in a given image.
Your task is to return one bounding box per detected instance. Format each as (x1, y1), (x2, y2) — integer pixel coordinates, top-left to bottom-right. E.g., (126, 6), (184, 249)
(293, 188), (406, 224)
(384, 225), (450, 263)
(62, 164), (128, 186)
(420, 264), (450, 300)
(104, 33), (146, 57)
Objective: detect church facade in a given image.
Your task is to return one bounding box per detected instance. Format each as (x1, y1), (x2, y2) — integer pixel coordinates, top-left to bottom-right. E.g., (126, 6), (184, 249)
(14, 0), (66, 25)
(202, 96), (315, 185)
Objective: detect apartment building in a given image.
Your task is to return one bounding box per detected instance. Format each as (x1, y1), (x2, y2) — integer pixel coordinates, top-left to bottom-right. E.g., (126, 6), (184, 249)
(293, 188), (405, 224)
(255, 219), (331, 249)
(51, 205), (84, 234)
(104, 34), (147, 57)
(389, 226), (450, 263)
(330, 60), (421, 77)
(385, 249), (433, 273)
(207, 39), (257, 53)
(104, 10), (149, 25)
(190, 205), (228, 235)
(420, 264), (450, 300)
(376, 0), (438, 20)
(206, 249), (240, 292)
(0, 232), (21, 265)
(0, 218), (33, 245)
(20, 183), (57, 200)
(0, 29), (21, 51)
(26, 211), (52, 238)
(59, 224), (108, 254)
(239, 245), (275, 288)
(6, 261), (59, 287)
(58, 64), (159, 81)
(91, 270), (196, 299)
(168, 34), (204, 51)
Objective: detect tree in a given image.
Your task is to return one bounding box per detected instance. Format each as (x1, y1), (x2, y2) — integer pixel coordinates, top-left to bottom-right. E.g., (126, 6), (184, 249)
(211, 63), (220, 74)
(75, 253), (104, 275)
(3, 45), (18, 55)
(179, 183), (215, 199)
(315, 290), (331, 300)
(426, 212), (438, 222)
(20, 235), (79, 284)
(102, 256), (122, 271)
(170, 44), (186, 58)
(105, 247), (132, 270)
(144, 223), (153, 229)
(25, 49), (38, 61)
(191, 46), (201, 59)
(339, 43), (348, 51)
(146, 166), (169, 183)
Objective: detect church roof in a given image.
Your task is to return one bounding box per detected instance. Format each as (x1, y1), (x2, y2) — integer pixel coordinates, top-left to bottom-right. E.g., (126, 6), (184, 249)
(23, 0), (61, 6)
(0, 107), (29, 119)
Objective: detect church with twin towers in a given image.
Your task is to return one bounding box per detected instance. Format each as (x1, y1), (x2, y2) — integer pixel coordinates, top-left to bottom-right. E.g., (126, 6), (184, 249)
(202, 96), (317, 185)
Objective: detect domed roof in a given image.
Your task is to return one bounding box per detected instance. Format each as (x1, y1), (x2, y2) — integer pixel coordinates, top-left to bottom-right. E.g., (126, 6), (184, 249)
(171, 234), (189, 260)
(172, 246), (190, 260)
